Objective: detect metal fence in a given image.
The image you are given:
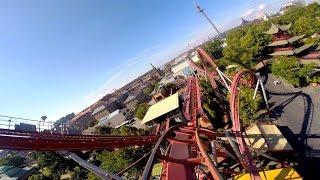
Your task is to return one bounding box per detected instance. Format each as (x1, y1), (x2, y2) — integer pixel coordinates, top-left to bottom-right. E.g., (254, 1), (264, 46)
(0, 115), (54, 132)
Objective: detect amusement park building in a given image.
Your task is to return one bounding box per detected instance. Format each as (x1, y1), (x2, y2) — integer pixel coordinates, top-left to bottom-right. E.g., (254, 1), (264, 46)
(115, 65), (162, 95)
(265, 23), (314, 57)
(92, 102), (120, 121)
(69, 108), (95, 132)
(142, 93), (184, 125)
(95, 108), (130, 128)
(124, 90), (150, 111)
(171, 51), (200, 78)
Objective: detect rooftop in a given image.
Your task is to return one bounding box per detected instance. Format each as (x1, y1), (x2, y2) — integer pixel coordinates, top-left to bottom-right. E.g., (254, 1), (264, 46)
(91, 105), (106, 115)
(294, 43), (313, 54)
(141, 92), (179, 124)
(269, 50), (295, 56)
(124, 95), (136, 104)
(264, 23), (292, 35)
(268, 43), (313, 56)
(267, 35), (305, 46)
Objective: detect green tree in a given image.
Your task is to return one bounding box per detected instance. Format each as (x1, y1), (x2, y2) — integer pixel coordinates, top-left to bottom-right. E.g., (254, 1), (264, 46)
(273, 3), (320, 36)
(270, 56), (316, 87)
(199, 78), (226, 129)
(291, 16), (320, 37)
(143, 84), (155, 95)
(31, 152), (87, 179)
(271, 56), (316, 87)
(89, 119), (99, 127)
(111, 126), (146, 136)
(135, 103), (150, 120)
(94, 125), (112, 135)
(0, 154), (26, 168)
(89, 127), (149, 179)
(28, 173), (48, 180)
(239, 86), (262, 127)
(203, 39), (223, 59)
(223, 23), (271, 68)
(271, 56), (301, 86)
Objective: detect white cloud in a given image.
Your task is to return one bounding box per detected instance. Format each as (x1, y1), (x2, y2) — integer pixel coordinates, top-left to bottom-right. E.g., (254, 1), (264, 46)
(258, 4), (266, 11)
(82, 44), (164, 105)
(242, 3), (273, 20)
(184, 31), (196, 39)
(243, 8), (255, 17)
(83, 69), (126, 103)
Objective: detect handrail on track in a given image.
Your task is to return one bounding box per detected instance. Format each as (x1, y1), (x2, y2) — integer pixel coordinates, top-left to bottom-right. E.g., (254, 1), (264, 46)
(141, 125), (179, 180)
(195, 128), (223, 180)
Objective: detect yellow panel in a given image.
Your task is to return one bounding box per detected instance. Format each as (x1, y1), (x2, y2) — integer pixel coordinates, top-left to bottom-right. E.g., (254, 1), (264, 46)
(245, 124), (293, 151)
(141, 93), (179, 124)
(245, 124), (269, 152)
(259, 124), (292, 151)
(233, 167), (302, 180)
(151, 163), (163, 177)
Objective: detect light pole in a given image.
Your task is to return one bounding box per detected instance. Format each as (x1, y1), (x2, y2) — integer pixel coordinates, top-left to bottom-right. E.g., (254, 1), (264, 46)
(194, 1), (222, 38)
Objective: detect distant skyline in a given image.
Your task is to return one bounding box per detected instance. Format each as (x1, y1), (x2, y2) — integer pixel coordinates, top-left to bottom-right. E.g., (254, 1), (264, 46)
(0, 0), (316, 121)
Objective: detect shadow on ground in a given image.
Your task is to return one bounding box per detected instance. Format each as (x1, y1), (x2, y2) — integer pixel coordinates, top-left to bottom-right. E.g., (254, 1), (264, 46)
(261, 74), (319, 179)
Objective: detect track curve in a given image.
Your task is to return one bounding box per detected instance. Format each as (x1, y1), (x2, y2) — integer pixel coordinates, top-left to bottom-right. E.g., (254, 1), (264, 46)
(230, 70), (261, 180)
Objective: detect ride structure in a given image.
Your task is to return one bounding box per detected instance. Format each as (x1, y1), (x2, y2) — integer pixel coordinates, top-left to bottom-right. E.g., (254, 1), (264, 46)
(186, 47), (231, 129)
(0, 48), (301, 179)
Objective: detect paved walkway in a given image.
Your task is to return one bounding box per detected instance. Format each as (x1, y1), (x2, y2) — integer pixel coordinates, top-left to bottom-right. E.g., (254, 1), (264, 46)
(262, 73), (320, 179)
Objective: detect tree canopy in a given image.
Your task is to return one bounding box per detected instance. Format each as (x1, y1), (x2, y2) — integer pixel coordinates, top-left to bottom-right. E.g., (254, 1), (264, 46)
(88, 126), (149, 179)
(199, 78), (227, 129)
(221, 3), (320, 68)
(273, 3), (320, 36)
(143, 84), (155, 95)
(239, 86), (262, 127)
(0, 154), (26, 168)
(135, 103), (150, 120)
(271, 56), (315, 87)
(223, 22), (271, 68)
(203, 39), (223, 59)
(31, 152), (88, 179)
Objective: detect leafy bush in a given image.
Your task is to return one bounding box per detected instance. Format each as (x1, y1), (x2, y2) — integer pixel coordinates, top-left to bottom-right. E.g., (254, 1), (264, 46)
(0, 154), (26, 168)
(223, 22), (271, 68)
(111, 126), (146, 136)
(94, 125), (112, 135)
(203, 39), (223, 59)
(199, 78), (227, 129)
(273, 3), (320, 36)
(31, 152), (88, 179)
(135, 103), (150, 120)
(96, 148), (141, 176)
(271, 56), (301, 86)
(239, 87), (262, 127)
(143, 84), (155, 95)
(28, 173), (47, 180)
(271, 56), (315, 87)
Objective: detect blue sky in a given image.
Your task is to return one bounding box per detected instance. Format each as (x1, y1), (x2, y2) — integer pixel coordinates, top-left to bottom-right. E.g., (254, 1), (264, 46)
(0, 0), (308, 121)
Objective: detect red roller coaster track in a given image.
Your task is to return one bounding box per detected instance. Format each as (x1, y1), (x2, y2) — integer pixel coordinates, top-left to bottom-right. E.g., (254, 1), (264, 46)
(230, 70), (261, 180)
(0, 48), (267, 180)
(0, 129), (157, 151)
(187, 47), (230, 128)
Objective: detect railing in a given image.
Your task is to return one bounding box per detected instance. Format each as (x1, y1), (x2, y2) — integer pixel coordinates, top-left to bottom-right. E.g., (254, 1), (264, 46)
(0, 129), (158, 151)
(0, 115), (54, 132)
(141, 125), (179, 180)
